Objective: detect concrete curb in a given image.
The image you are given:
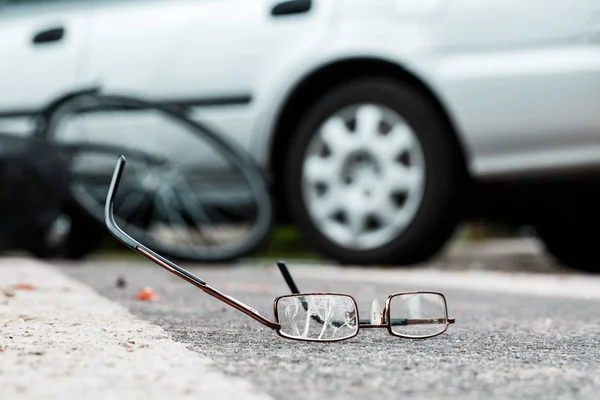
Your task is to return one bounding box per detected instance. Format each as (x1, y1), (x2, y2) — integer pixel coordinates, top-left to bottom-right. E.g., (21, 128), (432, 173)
(0, 257), (273, 400)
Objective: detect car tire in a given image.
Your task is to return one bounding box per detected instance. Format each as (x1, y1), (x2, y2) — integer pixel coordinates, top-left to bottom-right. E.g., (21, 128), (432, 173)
(61, 204), (106, 260)
(285, 78), (466, 266)
(23, 229), (59, 259)
(533, 192), (600, 274)
(25, 209), (105, 261)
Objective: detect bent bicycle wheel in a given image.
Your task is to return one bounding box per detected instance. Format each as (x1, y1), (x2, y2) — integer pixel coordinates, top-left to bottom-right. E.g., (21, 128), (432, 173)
(43, 91), (273, 262)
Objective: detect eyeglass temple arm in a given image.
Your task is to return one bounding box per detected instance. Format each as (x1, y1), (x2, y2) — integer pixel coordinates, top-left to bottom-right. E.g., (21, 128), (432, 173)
(277, 261), (335, 326)
(276, 261), (301, 294)
(105, 156), (280, 330)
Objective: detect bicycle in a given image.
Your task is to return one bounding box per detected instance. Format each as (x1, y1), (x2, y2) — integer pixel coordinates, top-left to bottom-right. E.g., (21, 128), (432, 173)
(0, 89), (274, 262)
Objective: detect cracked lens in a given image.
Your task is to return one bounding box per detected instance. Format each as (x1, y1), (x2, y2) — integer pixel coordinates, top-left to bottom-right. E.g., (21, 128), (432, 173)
(277, 295), (358, 341)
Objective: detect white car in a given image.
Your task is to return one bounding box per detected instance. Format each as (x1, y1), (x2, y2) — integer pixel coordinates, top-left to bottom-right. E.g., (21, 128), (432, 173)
(1, 0), (599, 271)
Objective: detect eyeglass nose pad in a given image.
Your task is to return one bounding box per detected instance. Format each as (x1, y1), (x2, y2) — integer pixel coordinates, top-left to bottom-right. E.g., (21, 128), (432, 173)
(370, 298), (382, 324)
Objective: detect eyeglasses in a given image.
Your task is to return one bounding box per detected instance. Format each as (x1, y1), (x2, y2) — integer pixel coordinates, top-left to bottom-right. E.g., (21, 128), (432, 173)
(105, 156), (456, 342)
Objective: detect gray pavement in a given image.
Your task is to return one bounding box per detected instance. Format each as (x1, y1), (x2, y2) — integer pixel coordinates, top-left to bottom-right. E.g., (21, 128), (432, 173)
(56, 241), (600, 400)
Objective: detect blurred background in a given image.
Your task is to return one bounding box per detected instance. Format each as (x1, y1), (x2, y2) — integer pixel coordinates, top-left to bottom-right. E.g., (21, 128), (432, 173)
(0, 0), (599, 274)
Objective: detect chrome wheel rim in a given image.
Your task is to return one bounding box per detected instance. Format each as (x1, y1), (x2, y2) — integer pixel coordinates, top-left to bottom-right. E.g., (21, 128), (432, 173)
(301, 104), (425, 250)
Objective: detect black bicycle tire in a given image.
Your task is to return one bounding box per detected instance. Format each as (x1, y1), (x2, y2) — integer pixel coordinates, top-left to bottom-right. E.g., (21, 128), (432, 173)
(43, 91), (274, 262)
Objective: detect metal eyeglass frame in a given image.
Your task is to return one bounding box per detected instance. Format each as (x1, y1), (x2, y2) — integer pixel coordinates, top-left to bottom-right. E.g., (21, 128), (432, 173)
(105, 156), (456, 342)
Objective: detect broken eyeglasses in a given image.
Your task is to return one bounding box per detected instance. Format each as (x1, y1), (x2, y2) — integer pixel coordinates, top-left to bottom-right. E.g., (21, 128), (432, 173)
(105, 156), (455, 342)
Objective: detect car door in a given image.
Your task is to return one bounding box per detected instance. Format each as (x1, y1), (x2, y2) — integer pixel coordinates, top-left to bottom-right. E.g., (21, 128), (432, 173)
(87, 0), (327, 100)
(0, 0), (94, 135)
(422, 0), (600, 175)
(85, 0), (336, 163)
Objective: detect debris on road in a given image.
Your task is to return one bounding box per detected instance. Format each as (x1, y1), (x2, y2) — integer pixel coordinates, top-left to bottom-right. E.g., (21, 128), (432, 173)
(12, 283), (35, 290)
(135, 287), (158, 301)
(116, 276), (127, 289)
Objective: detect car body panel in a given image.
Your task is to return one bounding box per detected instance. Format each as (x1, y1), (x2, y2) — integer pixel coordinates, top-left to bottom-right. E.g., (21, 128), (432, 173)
(0, 0), (94, 134)
(0, 0), (598, 179)
(251, 0), (600, 177)
(73, 0), (338, 169)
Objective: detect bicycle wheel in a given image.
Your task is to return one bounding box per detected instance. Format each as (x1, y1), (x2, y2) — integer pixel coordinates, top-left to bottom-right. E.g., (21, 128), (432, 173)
(44, 91), (273, 262)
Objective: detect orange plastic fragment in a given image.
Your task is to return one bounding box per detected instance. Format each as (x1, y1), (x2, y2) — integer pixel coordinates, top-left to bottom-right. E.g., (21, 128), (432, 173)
(135, 287), (157, 301)
(13, 283), (35, 290)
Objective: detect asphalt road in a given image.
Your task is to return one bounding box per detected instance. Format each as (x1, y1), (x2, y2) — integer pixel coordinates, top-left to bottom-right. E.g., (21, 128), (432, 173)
(61, 257), (600, 400)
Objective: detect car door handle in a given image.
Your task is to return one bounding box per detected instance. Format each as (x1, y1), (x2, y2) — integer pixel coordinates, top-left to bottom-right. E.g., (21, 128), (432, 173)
(271, 0), (312, 16)
(32, 27), (65, 45)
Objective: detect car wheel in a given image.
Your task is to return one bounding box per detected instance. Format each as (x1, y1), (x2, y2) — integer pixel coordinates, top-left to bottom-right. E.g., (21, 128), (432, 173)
(24, 208), (104, 261)
(533, 192), (600, 274)
(61, 204), (106, 260)
(285, 78), (466, 265)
